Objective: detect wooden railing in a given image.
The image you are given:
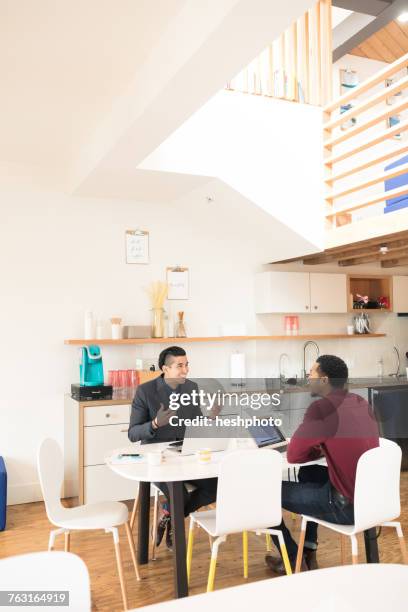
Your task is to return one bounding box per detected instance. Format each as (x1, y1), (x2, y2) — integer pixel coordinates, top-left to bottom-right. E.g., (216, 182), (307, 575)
(226, 0), (332, 107)
(324, 52), (408, 228)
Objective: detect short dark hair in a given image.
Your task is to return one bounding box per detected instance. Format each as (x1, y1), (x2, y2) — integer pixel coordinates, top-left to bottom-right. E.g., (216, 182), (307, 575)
(316, 355), (348, 388)
(158, 346), (186, 371)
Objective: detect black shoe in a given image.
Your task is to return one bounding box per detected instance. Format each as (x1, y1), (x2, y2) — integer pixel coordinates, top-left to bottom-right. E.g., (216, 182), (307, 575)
(165, 520), (173, 551)
(264, 553), (308, 575)
(303, 547), (318, 570)
(156, 514), (170, 547)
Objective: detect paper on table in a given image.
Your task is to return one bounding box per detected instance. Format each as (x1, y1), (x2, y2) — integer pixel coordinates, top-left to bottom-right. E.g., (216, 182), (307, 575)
(109, 454), (145, 465)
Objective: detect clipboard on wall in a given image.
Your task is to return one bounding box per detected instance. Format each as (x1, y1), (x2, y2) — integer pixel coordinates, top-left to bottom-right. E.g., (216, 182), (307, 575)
(166, 266), (189, 300)
(125, 230), (149, 264)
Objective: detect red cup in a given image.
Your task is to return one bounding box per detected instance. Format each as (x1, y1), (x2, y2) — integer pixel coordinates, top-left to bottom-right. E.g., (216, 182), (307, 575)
(128, 370), (139, 388)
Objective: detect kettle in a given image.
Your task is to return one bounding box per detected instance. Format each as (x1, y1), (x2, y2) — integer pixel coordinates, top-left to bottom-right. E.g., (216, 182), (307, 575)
(79, 345), (104, 386)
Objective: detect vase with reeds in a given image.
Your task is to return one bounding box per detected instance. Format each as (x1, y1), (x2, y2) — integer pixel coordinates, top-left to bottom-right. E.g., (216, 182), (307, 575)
(147, 281), (168, 338)
(174, 311), (186, 338)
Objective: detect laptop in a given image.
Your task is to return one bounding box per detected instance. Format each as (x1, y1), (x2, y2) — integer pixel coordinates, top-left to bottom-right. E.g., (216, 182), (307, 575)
(167, 424), (231, 456)
(248, 423), (289, 453)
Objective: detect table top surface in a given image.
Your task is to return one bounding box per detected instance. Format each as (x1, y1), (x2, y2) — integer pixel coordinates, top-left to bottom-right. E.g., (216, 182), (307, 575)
(129, 564), (408, 612)
(106, 442), (326, 482)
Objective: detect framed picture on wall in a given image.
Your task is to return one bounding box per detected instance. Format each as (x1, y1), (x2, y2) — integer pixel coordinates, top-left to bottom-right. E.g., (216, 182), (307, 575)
(125, 230), (149, 264)
(166, 266), (189, 299)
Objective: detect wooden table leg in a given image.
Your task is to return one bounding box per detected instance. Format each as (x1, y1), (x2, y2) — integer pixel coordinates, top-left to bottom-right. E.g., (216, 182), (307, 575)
(364, 528), (380, 563)
(137, 481), (151, 565)
(168, 481), (188, 598)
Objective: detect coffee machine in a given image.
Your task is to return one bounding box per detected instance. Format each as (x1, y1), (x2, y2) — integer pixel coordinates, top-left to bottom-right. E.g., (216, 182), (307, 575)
(79, 345), (104, 386)
(71, 345), (112, 401)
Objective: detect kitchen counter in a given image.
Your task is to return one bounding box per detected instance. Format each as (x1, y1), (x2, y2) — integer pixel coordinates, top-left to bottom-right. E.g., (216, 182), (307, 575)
(66, 377), (408, 405)
(279, 377), (408, 394)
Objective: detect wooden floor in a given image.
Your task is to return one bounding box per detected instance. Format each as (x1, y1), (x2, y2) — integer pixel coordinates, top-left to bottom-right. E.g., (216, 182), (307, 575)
(2, 474), (408, 611)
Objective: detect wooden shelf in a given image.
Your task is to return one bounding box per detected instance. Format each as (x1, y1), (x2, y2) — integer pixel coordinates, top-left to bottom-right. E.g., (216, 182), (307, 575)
(349, 309), (391, 313)
(65, 334), (386, 346)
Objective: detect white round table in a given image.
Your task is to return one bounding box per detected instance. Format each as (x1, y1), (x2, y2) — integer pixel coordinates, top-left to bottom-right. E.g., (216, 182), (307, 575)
(106, 446), (378, 599)
(107, 443), (227, 599)
(106, 443), (326, 599)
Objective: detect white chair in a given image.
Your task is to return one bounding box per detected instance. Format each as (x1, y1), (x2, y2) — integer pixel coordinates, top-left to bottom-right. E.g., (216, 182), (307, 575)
(0, 551), (91, 610)
(187, 449), (292, 592)
(37, 439), (140, 611)
(295, 438), (408, 571)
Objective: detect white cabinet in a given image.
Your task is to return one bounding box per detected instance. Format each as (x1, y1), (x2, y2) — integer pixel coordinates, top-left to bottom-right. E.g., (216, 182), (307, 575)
(84, 424), (130, 466)
(255, 271), (310, 313)
(84, 465), (138, 504)
(393, 276), (408, 312)
(82, 402), (137, 504)
(63, 396), (138, 504)
(255, 271), (347, 314)
(309, 273), (347, 313)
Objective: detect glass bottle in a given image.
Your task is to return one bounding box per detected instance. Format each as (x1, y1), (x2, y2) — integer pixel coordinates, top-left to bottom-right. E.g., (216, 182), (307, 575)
(174, 311), (186, 337)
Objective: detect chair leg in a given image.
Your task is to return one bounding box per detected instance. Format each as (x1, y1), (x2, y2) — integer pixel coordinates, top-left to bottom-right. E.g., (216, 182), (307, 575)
(351, 534), (359, 565)
(129, 490), (139, 531)
(186, 519), (195, 584)
(48, 528), (65, 551)
(109, 527), (129, 611)
(295, 517), (307, 573)
(340, 534), (346, 565)
(397, 533), (408, 565)
(387, 522), (408, 564)
(64, 531), (70, 552)
(151, 487), (159, 561)
(207, 536), (226, 592)
(276, 531), (292, 576)
(124, 521), (141, 581)
(265, 533), (272, 552)
(242, 531), (248, 579)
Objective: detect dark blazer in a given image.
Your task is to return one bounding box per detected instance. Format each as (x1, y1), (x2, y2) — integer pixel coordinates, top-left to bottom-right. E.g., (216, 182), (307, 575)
(128, 376), (202, 444)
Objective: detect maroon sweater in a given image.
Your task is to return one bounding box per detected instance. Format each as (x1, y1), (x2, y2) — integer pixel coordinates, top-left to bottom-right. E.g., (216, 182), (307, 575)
(287, 389), (379, 502)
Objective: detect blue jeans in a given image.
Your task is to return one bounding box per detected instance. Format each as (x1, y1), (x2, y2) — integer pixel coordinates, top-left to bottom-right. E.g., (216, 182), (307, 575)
(272, 465), (355, 560)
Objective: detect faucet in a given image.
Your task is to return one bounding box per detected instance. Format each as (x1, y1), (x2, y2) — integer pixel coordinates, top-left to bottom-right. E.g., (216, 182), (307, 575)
(278, 353), (290, 385)
(302, 340), (319, 380)
(389, 345), (402, 377)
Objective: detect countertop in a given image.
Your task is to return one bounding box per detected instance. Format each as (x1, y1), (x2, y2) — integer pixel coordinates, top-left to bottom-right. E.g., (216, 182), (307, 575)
(66, 377), (408, 407)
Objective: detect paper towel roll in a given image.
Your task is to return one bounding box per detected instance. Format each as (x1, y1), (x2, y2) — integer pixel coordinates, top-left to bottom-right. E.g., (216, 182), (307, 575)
(230, 352), (246, 379)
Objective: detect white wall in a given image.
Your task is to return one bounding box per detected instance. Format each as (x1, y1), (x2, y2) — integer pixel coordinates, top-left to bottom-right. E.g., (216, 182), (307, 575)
(140, 90), (325, 251)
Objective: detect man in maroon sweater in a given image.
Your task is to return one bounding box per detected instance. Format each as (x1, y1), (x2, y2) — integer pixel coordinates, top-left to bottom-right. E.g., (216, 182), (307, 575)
(266, 354), (379, 574)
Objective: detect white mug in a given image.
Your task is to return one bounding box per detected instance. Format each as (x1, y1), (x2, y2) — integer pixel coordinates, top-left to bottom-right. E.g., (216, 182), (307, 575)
(148, 451), (163, 466)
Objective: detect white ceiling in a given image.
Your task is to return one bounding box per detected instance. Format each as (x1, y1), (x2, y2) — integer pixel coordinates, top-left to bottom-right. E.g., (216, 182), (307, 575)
(332, 6), (353, 27)
(0, 0), (186, 167)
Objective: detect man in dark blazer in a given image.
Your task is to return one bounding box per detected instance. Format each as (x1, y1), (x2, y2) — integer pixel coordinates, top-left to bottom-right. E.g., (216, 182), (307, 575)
(128, 346), (217, 550)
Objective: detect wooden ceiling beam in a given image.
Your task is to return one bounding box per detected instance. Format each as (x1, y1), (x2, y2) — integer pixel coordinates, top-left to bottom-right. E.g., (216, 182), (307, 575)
(336, 241), (408, 262)
(301, 255), (338, 265)
(339, 250), (408, 266)
(273, 231), (408, 266)
(382, 257), (408, 268)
